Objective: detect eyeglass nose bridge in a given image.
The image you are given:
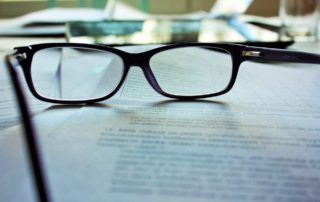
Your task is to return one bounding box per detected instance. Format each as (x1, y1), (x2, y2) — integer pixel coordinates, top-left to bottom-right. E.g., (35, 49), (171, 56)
(126, 52), (150, 70)
(125, 52), (166, 95)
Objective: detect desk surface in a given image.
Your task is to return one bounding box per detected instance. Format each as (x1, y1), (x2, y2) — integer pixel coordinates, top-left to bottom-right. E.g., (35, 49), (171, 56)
(0, 39), (320, 202)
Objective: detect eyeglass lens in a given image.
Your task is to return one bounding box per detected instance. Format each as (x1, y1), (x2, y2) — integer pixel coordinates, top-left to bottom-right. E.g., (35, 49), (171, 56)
(150, 47), (233, 96)
(31, 47), (125, 100)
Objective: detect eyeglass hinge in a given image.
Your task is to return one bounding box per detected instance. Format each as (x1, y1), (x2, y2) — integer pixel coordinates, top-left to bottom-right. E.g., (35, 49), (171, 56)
(13, 52), (27, 61)
(241, 51), (262, 57)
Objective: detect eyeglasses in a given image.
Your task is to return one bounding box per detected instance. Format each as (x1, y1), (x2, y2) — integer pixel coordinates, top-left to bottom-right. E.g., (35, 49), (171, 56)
(7, 43), (320, 104)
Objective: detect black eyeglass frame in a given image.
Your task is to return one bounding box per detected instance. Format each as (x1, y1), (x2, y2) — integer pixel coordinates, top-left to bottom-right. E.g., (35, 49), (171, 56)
(9, 42), (320, 104)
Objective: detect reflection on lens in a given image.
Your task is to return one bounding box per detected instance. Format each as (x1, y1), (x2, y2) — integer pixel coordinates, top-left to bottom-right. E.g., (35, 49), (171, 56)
(31, 47), (124, 100)
(150, 47), (233, 96)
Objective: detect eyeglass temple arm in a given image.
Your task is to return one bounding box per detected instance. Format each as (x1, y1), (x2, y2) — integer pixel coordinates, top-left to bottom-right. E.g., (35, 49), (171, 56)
(5, 55), (51, 202)
(241, 46), (320, 64)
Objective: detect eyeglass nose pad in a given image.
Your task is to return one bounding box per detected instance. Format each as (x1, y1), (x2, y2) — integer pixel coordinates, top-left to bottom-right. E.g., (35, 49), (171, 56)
(142, 65), (166, 95)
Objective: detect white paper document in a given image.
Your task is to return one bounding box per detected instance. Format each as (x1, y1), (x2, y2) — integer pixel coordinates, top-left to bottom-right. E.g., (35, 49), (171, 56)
(35, 99), (320, 202)
(1, 44), (320, 202)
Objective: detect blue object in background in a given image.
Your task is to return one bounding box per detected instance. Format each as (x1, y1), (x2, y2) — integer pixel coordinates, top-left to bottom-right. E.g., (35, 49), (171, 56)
(210, 0), (256, 41)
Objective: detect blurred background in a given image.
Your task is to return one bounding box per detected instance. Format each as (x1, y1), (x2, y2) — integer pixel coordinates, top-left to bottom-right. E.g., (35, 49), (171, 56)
(0, 0), (318, 45)
(0, 0), (280, 18)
